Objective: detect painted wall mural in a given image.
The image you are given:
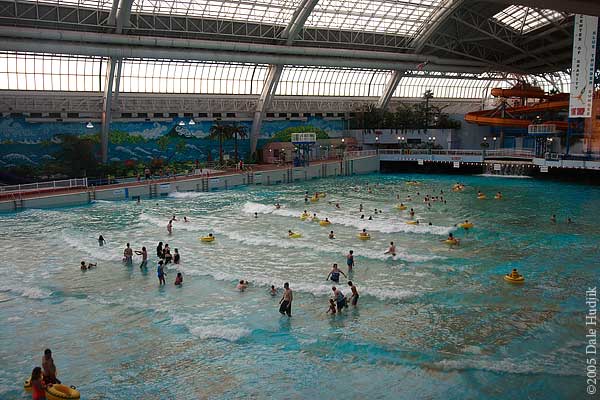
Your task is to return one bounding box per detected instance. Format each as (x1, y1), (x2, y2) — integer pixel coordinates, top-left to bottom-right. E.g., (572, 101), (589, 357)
(0, 117), (344, 166)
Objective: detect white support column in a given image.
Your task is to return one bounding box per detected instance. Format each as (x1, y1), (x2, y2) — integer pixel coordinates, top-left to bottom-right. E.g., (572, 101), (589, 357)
(376, 70), (404, 110)
(101, 57), (117, 164)
(250, 64), (283, 156)
(281, 0), (320, 45)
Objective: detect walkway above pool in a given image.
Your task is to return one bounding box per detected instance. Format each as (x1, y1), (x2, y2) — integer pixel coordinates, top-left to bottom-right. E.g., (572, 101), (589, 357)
(0, 154), (379, 212)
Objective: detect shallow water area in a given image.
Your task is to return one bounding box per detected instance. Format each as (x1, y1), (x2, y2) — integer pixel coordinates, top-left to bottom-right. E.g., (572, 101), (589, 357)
(1, 173), (598, 399)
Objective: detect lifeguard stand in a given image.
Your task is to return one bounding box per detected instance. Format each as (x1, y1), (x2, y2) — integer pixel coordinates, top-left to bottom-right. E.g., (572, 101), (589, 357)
(291, 132), (316, 167)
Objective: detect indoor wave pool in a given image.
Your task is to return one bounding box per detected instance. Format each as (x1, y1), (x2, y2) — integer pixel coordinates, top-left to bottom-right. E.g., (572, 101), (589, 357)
(1, 173), (599, 399)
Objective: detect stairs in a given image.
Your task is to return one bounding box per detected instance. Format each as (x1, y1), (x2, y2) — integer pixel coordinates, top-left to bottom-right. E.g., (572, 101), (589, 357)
(201, 178), (209, 192)
(88, 187), (96, 203)
(247, 173), (254, 185)
(149, 184), (158, 198)
(13, 195), (24, 211)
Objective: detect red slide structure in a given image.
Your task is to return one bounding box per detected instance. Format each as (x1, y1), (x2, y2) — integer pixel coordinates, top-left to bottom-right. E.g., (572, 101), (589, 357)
(465, 84), (569, 130)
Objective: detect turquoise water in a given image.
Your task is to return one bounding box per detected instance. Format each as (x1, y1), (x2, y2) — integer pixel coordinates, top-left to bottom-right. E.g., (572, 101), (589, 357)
(1, 173), (599, 399)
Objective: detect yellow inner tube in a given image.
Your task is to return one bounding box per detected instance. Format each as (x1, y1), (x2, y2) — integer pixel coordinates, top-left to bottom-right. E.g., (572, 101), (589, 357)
(396, 205), (407, 210)
(300, 215), (308, 221)
(504, 275), (525, 283)
(317, 193), (327, 198)
(311, 217), (320, 222)
(477, 195), (487, 199)
(358, 234), (371, 240)
(200, 236), (215, 242)
(310, 197), (319, 202)
(459, 223), (474, 229)
(494, 195), (502, 200)
(444, 239), (458, 245)
(46, 384), (80, 400)
(406, 221), (418, 225)
(289, 233), (302, 238)
(24, 377), (33, 392)
(319, 221), (331, 226)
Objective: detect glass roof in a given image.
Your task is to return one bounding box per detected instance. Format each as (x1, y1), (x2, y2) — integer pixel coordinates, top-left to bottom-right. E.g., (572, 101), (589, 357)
(393, 72), (511, 99)
(131, 0), (302, 26)
(492, 5), (567, 35)
(305, 0), (450, 37)
(35, 0), (113, 11)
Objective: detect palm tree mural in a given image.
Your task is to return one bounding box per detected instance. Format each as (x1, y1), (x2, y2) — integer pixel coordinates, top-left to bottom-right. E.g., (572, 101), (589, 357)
(230, 124), (248, 162)
(208, 123), (233, 165)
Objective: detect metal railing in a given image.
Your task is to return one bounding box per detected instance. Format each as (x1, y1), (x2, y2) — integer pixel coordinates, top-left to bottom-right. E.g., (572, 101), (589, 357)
(344, 150), (378, 158)
(0, 178), (88, 194)
(378, 148), (535, 158)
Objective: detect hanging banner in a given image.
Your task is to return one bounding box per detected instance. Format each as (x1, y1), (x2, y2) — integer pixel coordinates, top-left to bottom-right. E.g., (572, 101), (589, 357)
(569, 14), (598, 118)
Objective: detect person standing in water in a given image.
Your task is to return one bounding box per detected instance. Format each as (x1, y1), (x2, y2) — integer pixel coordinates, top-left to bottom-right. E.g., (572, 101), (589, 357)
(98, 235), (106, 247)
(167, 220), (173, 235)
(348, 281), (359, 306)
(550, 214), (557, 223)
(30, 367), (46, 400)
(327, 263), (347, 283)
(384, 241), (396, 257)
(328, 231), (335, 239)
(157, 260), (166, 285)
(135, 247), (148, 269)
(346, 250), (355, 271)
(123, 243), (133, 264)
(156, 242), (163, 258)
(279, 282), (293, 317)
(174, 272), (183, 286)
(42, 349), (60, 384)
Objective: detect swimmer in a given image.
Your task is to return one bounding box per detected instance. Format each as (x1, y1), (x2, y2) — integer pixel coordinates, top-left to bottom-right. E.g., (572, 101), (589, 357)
(173, 248), (180, 264)
(406, 195), (412, 201)
(164, 249), (173, 264)
(332, 286), (347, 311)
(360, 214), (365, 220)
(123, 243), (133, 264)
(368, 188), (372, 193)
(477, 190), (484, 197)
(328, 231), (335, 239)
(157, 260), (166, 285)
(368, 216), (373, 220)
(359, 204), (363, 212)
(184, 217), (189, 223)
(507, 268), (522, 279)
(550, 214), (557, 223)
(359, 228), (369, 238)
(348, 281), (359, 306)
(312, 213), (318, 220)
(495, 191), (503, 199)
(396, 194), (400, 200)
(135, 247), (148, 269)
(428, 222), (432, 226)
(275, 203), (281, 209)
(304, 196), (308, 203)
(254, 212), (258, 219)
(409, 208), (415, 217)
(327, 298), (337, 314)
(324, 217), (330, 223)
(237, 280), (248, 291)
(288, 230), (296, 237)
(346, 250), (355, 271)
(167, 220), (173, 235)
(335, 203), (340, 209)
(156, 242), (163, 258)
(98, 235), (106, 247)
(171, 215), (178, 222)
(270, 285), (277, 296)
(567, 217), (573, 224)
(80, 261), (96, 270)
(384, 241), (396, 257)
(174, 272), (183, 286)
(327, 263), (347, 283)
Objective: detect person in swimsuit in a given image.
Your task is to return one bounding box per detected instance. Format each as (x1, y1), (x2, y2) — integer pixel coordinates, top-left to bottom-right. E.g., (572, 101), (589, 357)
(327, 263), (347, 283)
(550, 214), (557, 223)
(164, 249), (173, 265)
(236, 280), (248, 291)
(346, 250), (355, 271)
(157, 261), (166, 285)
(409, 208), (415, 218)
(42, 349), (60, 384)
(80, 261), (96, 270)
(123, 243), (133, 264)
(359, 228), (369, 238)
(348, 281), (359, 306)
(184, 217), (189, 223)
(167, 220), (173, 235)
(326, 298), (337, 314)
(30, 367), (46, 400)
(384, 241), (396, 257)
(156, 242), (163, 258)
(332, 286), (347, 311)
(135, 247), (148, 269)
(328, 231), (335, 239)
(98, 235), (106, 247)
(254, 212), (258, 219)
(173, 249), (180, 264)
(359, 204), (363, 212)
(174, 272), (183, 286)
(270, 285), (277, 296)
(279, 282), (293, 317)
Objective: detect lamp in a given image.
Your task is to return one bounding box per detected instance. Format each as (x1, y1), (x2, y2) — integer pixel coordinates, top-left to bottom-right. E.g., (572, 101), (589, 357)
(86, 121), (94, 129)
(188, 119), (196, 125)
(178, 120), (185, 126)
(341, 138), (345, 143)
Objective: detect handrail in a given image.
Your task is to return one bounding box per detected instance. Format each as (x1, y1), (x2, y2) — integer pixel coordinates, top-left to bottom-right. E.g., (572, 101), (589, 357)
(345, 150), (378, 158)
(0, 177), (88, 194)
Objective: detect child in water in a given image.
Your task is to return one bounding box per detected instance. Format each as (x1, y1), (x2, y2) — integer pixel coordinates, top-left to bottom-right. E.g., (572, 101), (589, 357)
(270, 285), (277, 296)
(326, 299), (337, 314)
(237, 280), (248, 291)
(174, 272), (183, 286)
(328, 231), (335, 239)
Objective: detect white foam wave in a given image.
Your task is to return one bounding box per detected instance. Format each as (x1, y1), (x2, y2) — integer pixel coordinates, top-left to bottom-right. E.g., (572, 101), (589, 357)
(477, 174), (532, 179)
(431, 357), (578, 377)
(168, 192), (206, 199)
(242, 202), (453, 236)
(189, 325), (251, 341)
(11, 286), (53, 300)
(61, 233), (123, 262)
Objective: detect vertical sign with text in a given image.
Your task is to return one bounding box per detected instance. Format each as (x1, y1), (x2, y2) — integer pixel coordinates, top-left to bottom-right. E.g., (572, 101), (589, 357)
(570, 14), (598, 118)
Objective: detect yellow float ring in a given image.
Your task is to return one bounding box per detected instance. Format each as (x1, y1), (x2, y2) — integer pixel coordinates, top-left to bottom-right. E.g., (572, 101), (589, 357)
(504, 275), (525, 283)
(289, 233), (302, 238)
(319, 221), (331, 226)
(45, 384), (80, 400)
(200, 236), (215, 242)
(358, 234), (371, 240)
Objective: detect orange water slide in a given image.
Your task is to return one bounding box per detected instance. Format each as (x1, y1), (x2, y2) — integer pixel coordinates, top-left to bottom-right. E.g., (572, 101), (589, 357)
(465, 88), (569, 130)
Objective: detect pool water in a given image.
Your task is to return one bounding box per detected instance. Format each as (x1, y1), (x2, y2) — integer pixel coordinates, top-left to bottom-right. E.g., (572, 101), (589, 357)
(1, 173), (598, 399)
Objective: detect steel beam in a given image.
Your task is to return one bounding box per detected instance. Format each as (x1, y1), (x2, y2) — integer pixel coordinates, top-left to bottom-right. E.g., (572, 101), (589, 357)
(115, 0), (133, 33)
(250, 65), (283, 156)
(101, 57), (117, 164)
(376, 70), (404, 110)
(484, 0), (600, 16)
(281, 0), (319, 45)
(412, 0), (464, 52)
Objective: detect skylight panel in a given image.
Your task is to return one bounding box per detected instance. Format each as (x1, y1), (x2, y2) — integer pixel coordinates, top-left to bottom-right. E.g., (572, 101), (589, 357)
(492, 5), (567, 34)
